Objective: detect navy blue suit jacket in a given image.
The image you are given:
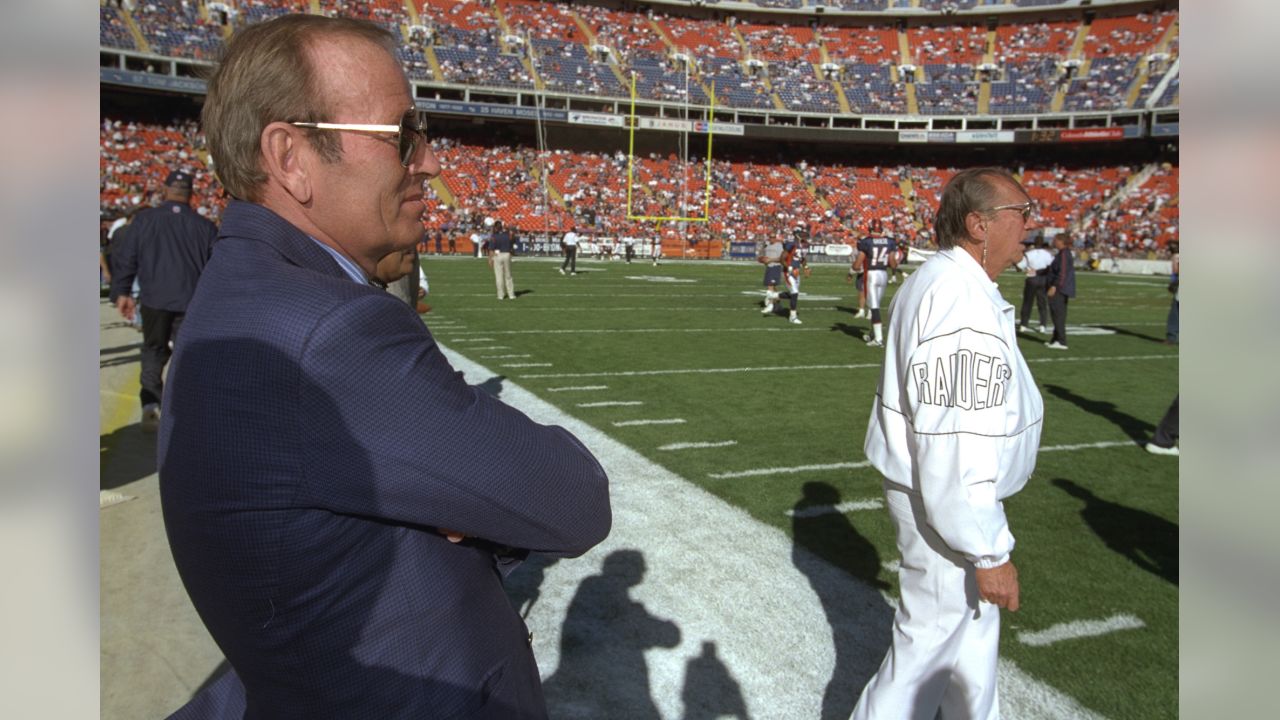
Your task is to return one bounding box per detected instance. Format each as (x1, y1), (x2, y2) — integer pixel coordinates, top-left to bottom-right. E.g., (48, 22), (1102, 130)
(159, 201), (610, 719)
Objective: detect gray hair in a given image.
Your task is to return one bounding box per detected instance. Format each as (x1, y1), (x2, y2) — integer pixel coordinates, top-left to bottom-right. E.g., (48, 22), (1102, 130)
(933, 167), (1020, 249)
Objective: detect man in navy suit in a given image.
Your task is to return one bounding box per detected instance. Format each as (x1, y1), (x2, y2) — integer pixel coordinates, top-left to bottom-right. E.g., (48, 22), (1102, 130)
(158, 15), (610, 718)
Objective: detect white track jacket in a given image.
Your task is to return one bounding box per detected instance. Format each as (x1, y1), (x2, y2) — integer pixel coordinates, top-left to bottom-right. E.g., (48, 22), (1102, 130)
(865, 247), (1044, 568)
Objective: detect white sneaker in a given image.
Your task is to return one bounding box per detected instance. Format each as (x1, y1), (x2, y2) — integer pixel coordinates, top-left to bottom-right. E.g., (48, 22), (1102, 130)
(141, 405), (161, 433)
(1145, 442), (1179, 456)
(1038, 325), (1048, 334)
(1017, 325), (1029, 334)
(1045, 341), (1068, 350)
(762, 304), (774, 315)
(865, 338), (883, 347)
(558, 268), (565, 275)
(789, 316), (802, 324)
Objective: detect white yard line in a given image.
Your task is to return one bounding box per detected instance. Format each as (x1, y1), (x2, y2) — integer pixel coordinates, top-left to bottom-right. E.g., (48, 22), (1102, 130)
(519, 355), (1172, 380)
(785, 499), (885, 518)
(612, 418), (687, 427)
(1017, 615), (1146, 647)
(445, 337), (496, 343)
(501, 362), (553, 368)
(658, 440), (738, 451)
(1028, 354), (1175, 364)
(577, 401), (645, 408)
(521, 364), (878, 379)
(468, 346), (512, 351)
(481, 354), (532, 359)
(709, 461), (875, 480)
(438, 343), (1107, 720)
(1039, 440), (1137, 452)
(546, 385), (610, 392)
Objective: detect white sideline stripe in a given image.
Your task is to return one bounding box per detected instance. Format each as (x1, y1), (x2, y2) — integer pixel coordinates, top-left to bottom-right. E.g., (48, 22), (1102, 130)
(446, 337), (496, 342)
(522, 364), (878, 379)
(612, 418), (686, 427)
(468, 346), (511, 351)
(447, 327), (825, 336)
(785, 498), (884, 518)
(658, 440), (738, 451)
(501, 362), (552, 368)
(481, 354), (531, 359)
(1028, 354), (1174, 364)
(518, 355), (1169, 380)
(710, 461), (874, 479)
(99, 490), (136, 509)
(438, 344), (1109, 720)
(1040, 440), (1135, 452)
(1017, 614), (1146, 647)
(546, 385), (609, 392)
(577, 401), (644, 408)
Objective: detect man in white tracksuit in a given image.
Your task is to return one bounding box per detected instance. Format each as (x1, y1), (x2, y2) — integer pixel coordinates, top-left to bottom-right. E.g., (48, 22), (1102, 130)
(855, 168), (1044, 720)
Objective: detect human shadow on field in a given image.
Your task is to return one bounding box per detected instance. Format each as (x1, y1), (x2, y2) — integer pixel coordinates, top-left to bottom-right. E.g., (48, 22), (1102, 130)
(831, 322), (870, 342)
(101, 354), (143, 368)
(1094, 324), (1165, 344)
(1043, 384), (1152, 444)
(514, 289), (534, 297)
(503, 552), (560, 619)
(791, 482), (893, 720)
(1054, 479), (1178, 585)
(101, 342), (142, 356)
(542, 549), (680, 719)
(475, 375), (506, 399)
(681, 641), (751, 720)
(100, 423), (155, 490)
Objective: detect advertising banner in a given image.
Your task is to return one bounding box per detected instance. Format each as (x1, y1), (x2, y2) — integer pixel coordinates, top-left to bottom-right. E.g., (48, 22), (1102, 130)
(569, 111), (625, 128)
(1059, 127), (1125, 142)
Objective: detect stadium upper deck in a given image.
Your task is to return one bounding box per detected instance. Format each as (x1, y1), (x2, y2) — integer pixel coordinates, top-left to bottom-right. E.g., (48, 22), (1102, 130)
(100, 0), (1178, 119)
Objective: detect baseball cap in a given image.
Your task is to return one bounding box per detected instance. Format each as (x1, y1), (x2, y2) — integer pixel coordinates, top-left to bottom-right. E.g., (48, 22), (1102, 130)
(164, 170), (193, 189)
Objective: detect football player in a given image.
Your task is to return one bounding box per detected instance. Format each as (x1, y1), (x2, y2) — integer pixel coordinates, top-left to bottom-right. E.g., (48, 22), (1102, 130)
(855, 220), (898, 347)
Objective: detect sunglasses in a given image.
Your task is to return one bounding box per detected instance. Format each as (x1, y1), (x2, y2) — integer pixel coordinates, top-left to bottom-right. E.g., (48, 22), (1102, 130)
(983, 201), (1036, 222)
(291, 109), (427, 167)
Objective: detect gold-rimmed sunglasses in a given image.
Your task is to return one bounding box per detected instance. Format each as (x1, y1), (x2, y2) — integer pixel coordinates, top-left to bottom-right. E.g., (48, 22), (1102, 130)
(291, 108), (427, 167)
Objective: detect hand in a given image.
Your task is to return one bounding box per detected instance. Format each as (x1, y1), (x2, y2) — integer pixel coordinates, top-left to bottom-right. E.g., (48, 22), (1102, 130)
(975, 560), (1020, 611)
(438, 528), (465, 544)
(1047, 286), (1057, 298)
(116, 295), (136, 322)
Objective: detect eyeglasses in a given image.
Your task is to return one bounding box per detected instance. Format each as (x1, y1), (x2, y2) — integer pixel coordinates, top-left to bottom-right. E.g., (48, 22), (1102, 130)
(983, 201), (1036, 222)
(291, 109), (427, 167)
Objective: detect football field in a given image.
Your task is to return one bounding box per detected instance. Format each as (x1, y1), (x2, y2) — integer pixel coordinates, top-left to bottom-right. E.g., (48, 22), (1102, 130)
(423, 255), (1178, 720)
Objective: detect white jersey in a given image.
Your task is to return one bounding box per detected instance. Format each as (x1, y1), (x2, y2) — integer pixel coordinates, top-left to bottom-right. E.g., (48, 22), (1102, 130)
(864, 247), (1043, 568)
(1017, 247), (1053, 274)
(563, 231), (580, 247)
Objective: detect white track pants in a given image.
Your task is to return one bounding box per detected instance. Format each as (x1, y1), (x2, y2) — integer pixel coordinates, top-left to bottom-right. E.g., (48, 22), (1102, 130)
(866, 270), (888, 311)
(851, 484), (1001, 720)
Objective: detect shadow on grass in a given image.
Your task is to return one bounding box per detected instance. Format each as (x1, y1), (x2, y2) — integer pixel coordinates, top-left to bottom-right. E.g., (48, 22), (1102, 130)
(1043, 384), (1153, 443)
(831, 322), (869, 342)
(1093, 324), (1165, 344)
(1053, 478), (1178, 585)
(792, 482), (891, 720)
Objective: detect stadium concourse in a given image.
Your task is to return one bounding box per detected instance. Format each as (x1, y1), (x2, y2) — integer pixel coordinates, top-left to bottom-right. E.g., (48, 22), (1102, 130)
(99, 291), (1109, 720)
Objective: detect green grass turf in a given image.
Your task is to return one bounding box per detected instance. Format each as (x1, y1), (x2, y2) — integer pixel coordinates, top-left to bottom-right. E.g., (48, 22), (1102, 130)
(422, 255), (1178, 719)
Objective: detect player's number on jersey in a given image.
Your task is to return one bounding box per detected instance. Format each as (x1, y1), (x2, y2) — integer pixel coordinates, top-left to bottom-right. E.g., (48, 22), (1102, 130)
(871, 247), (890, 267)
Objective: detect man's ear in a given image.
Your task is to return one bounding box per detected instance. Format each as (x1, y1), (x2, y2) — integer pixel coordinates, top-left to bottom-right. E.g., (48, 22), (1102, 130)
(260, 122), (313, 204)
(965, 211), (987, 242)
